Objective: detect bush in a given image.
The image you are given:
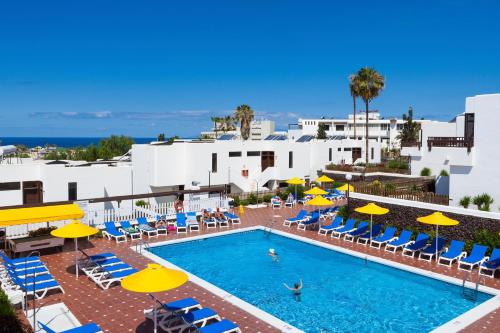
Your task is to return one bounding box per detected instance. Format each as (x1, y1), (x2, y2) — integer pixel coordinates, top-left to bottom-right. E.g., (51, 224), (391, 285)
(0, 290), (25, 333)
(459, 196), (471, 209)
(247, 193), (257, 205)
(284, 185), (305, 199)
(135, 200), (147, 207)
(439, 169), (449, 176)
(464, 229), (500, 255)
(28, 226), (57, 238)
(420, 167), (431, 176)
(337, 206), (349, 220)
(473, 193), (494, 211)
(369, 180), (382, 189)
(387, 159), (408, 170)
(231, 195), (240, 207)
(262, 194), (273, 203)
(384, 183), (396, 191)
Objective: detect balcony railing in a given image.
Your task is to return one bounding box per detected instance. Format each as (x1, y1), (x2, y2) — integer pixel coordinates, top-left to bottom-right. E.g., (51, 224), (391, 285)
(427, 137), (474, 152)
(401, 140), (421, 149)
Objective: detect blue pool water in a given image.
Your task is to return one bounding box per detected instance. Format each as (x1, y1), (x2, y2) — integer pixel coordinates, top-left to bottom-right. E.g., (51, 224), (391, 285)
(148, 230), (492, 333)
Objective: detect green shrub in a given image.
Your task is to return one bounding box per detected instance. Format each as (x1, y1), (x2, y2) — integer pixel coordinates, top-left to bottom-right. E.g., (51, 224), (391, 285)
(464, 229), (500, 255)
(473, 193), (494, 211)
(284, 184), (305, 199)
(231, 195), (240, 207)
(384, 183), (396, 191)
(337, 206), (349, 220)
(135, 200), (147, 207)
(0, 289), (24, 333)
(28, 226), (57, 238)
(262, 194), (273, 203)
(420, 167), (431, 176)
(387, 159), (408, 170)
(247, 193), (257, 205)
(459, 196), (471, 209)
(439, 169), (449, 176)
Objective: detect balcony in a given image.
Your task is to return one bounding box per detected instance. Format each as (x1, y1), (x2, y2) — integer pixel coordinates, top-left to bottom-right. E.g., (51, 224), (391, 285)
(427, 137), (474, 152)
(401, 140), (421, 149)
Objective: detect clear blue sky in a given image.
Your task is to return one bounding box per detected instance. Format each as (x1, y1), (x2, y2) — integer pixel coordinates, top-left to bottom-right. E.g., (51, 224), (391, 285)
(0, 0), (499, 137)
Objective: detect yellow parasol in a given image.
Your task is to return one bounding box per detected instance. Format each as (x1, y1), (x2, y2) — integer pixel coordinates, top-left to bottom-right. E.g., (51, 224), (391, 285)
(286, 177), (305, 205)
(336, 184), (355, 192)
(122, 263), (188, 333)
(305, 196), (333, 227)
(305, 187), (328, 196)
(355, 203), (389, 245)
(51, 220), (98, 278)
(417, 212), (459, 260)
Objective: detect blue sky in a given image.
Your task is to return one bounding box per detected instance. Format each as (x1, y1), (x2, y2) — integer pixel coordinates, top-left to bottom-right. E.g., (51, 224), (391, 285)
(0, 0), (499, 137)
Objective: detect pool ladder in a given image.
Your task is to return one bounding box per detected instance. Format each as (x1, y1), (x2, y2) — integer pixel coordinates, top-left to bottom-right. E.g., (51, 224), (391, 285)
(462, 271), (484, 301)
(136, 239), (150, 254)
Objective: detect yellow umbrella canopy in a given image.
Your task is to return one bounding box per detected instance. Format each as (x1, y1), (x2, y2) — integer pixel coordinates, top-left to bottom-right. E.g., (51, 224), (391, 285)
(122, 263), (189, 333)
(305, 196), (333, 206)
(417, 212), (459, 261)
(336, 184), (355, 192)
(51, 220), (98, 238)
(286, 177), (305, 185)
(417, 212), (459, 226)
(305, 187), (328, 196)
(355, 203), (389, 215)
(51, 220), (99, 279)
(315, 175), (334, 183)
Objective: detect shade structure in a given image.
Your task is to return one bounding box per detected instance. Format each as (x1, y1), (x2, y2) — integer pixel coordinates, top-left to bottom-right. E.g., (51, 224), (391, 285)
(417, 212), (459, 261)
(286, 177), (305, 185)
(122, 263), (189, 333)
(0, 203), (84, 226)
(336, 184), (355, 192)
(51, 220), (98, 279)
(305, 196), (333, 206)
(315, 175), (334, 183)
(304, 187), (328, 196)
(354, 203), (389, 245)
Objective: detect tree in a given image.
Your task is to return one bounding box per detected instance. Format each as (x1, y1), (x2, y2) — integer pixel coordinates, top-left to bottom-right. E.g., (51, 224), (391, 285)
(356, 67), (385, 165)
(157, 133), (165, 141)
(396, 106), (421, 144)
(349, 74), (361, 139)
(222, 115), (236, 133)
(211, 116), (222, 138)
(234, 105), (254, 140)
(97, 135), (134, 160)
(317, 123), (327, 139)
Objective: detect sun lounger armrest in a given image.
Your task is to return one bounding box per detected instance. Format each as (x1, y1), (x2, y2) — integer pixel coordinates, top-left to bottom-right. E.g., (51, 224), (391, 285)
(459, 251), (467, 259)
(481, 256), (490, 264)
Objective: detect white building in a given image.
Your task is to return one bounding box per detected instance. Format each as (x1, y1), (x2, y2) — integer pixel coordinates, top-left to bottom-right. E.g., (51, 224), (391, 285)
(0, 138), (381, 208)
(289, 112), (405, 148)
(201, 119), (276, 140)
(402, 93), (500, 210)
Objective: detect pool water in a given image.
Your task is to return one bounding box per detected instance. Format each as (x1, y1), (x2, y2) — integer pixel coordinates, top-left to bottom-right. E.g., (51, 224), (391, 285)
(148, 230), (492, 333)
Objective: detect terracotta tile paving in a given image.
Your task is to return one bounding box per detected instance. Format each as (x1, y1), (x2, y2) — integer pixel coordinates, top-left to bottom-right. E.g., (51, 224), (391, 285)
(15, 205), (500, 332)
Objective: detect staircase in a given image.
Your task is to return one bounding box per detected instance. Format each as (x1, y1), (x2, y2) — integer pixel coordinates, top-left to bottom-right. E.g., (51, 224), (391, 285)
(462, 271), (485, 301)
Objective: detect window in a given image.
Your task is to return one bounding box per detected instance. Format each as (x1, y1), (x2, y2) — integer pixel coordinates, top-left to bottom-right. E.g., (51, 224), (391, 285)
(211, 153), (217, 173)
(228, 151), (242, 157)
(335, 125), (345, 131)
(344, 148), (352, 151)
(0, 182), (21, 191)
(288, 151), (293, 168)
(381, 124), (389, 131)
(247, 151), (261, 156)
(68, 182), (77, 201)
(328, 148), (332, 161)
(338, 147), (341, 151)
(397, 124), (403, 130)
(371, 147), (374, 160)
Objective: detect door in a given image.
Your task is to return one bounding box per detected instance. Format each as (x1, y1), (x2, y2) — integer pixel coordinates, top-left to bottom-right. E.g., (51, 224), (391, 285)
(352, 148), (361, 162)
(261, 151), (275, 171)
(464, 113), (474, 142)
(23, 181), (43, 205)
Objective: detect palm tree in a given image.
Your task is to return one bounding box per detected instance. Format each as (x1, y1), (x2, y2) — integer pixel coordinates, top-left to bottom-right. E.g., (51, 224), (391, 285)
(349, 74), (361, 139)
(356, 67), (385, 165)
(222, 115), (235, 133)
(210, 116), (222, 138)
(234, 105), (254, 140)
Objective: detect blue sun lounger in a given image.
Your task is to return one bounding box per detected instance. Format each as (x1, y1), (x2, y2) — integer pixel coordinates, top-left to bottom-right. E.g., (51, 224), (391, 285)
(0, 251), (42, 266)
(38, 321), (102, 333)
(419, 237), (447, 262)
(402, 233), (430, 257)
(479, 248), (500, 278)
(159, 307), (221, 332)
(146, 296), (202, 323)
(331, 219), (356, 239)
(4, 264), (49, 278)
(318, 216), (343, 235)
(224, 212), (241, 224)
(103, 222), (127, 243)
(155, 215), (169, 235)
(437, 240), (466, 267)
(385, 230), (413, 253)
(136, 217), (159, 237)
(176, 213), (188, 234)
(11, 276), (64, 299)
(298, 212), (320, 230)
(283, 210), (308, 227)
(370, 226), (397, 249)
(458, 244), (489, 271)
(344, 221), (369, 242)
(119, 221), (141, 240)
(198, 319), (241, 333)
(91, 266), (138, 289)
(357, 224), (383, 245)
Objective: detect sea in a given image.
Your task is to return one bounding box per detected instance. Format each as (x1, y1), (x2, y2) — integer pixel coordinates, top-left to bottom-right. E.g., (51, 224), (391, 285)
(0, 137), (156, 148)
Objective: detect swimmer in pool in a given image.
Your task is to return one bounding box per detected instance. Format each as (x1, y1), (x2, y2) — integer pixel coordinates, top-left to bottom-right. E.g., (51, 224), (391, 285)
(268, 248), (279, 262)
(284, 278), (303, 301)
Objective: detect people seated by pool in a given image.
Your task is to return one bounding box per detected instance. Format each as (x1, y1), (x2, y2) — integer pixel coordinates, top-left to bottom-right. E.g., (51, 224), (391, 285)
(214, 207), (224, 219)
(284, 278), (303, 301)
(202, 209), (211, 220)
(268, 248), (279, 262)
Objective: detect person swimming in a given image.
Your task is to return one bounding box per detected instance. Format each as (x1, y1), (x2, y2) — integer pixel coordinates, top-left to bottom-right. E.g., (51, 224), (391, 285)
(284, 278), (303, 301)
(268, 248), (279, 262)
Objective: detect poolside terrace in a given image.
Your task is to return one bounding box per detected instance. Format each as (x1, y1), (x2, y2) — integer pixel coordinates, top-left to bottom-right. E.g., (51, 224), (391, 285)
(14, 206), (500, 333)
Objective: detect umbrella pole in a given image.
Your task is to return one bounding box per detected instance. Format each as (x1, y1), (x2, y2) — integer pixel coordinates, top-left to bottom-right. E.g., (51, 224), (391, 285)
(436, 225), (438, 262)
(153, 296), (157, 333)
(75, 238), (78, 279)
(370, 214), (373, 246)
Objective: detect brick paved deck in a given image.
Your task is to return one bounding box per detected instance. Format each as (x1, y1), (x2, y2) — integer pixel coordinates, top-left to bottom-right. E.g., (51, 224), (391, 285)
(18, 206), (499, 332)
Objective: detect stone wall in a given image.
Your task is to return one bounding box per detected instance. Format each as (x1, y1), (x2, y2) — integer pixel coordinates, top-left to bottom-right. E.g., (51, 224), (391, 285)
(347, 198), (499, 243)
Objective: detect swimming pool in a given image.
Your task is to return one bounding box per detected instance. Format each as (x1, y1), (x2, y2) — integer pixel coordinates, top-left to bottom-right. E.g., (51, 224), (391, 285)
(146, 229), (493, 333)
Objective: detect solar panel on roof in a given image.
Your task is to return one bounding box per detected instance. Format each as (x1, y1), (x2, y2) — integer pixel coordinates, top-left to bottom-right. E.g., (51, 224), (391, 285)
(296, 135), (315, 142)
(265, 135), (287, 141)
(218, 134), (235, 140)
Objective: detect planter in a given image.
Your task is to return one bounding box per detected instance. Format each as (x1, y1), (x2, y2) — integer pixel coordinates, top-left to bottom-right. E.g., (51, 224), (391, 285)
(7, 235), (64, 258)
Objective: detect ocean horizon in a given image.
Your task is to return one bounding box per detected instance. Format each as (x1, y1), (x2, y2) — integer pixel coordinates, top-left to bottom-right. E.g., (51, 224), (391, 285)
(0, 137), (157, 148)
